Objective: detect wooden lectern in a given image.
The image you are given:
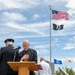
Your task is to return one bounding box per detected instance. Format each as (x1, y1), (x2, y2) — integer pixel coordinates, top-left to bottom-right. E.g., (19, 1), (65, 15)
(7, 62), (39, 75)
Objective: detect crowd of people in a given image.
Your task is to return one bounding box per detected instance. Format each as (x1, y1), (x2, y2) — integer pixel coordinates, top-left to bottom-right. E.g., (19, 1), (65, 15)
(0, 38), (52, 75)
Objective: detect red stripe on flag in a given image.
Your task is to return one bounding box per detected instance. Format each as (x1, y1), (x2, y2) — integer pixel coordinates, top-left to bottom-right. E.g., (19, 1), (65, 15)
(52, 11), (69, 20)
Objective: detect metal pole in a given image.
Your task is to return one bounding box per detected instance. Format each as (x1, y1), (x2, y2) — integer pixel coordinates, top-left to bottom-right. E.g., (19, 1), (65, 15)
(49, 6), (52, 63)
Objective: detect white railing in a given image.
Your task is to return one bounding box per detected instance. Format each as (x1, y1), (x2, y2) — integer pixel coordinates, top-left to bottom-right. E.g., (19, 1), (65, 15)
(59, 67), (69, 75)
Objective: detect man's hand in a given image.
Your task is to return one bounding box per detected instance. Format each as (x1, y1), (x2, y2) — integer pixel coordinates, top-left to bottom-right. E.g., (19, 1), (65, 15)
(21, 54), (29, 61)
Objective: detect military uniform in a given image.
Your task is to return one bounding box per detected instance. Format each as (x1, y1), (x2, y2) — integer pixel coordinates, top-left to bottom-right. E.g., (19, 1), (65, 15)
(0, 45), (19, 75)
(19, 48), (37, 75)
(0, 39), (19, 75)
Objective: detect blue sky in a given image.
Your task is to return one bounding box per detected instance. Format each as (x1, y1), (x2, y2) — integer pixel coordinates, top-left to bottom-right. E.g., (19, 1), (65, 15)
(0, 0), (75, 71)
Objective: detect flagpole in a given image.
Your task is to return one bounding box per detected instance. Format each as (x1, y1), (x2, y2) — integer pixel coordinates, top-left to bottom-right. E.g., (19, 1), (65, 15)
(49, 6), (52, 63)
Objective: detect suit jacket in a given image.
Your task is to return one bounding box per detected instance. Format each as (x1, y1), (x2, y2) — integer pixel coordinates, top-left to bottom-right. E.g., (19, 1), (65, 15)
(0, 45), (19, 75)
(19, 48), (37, 63)
(19, 48), (37, 75)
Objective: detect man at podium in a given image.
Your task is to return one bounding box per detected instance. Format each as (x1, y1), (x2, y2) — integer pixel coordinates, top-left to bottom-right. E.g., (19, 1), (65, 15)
(0, 39), (19, 75)
(19, 40), (37, 75)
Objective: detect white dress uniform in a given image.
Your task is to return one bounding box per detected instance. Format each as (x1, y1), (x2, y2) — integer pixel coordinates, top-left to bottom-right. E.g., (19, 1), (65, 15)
(36, 61), (52, 75)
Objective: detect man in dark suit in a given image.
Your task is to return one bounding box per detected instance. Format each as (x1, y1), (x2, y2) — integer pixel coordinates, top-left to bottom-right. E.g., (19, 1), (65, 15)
(0, 39), (19, 75)
(19, 40), (37, 75)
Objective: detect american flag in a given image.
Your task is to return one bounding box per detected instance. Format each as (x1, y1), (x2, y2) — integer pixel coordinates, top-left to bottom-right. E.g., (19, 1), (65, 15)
(52, 10), (69, 20)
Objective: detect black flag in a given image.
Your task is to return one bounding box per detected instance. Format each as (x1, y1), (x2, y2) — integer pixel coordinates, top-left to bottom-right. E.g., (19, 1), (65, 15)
(53, 23), (64, 30)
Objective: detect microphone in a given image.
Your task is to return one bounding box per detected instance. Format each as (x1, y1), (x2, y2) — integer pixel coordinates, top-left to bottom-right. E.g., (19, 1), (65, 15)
(13, 46), (21, 50)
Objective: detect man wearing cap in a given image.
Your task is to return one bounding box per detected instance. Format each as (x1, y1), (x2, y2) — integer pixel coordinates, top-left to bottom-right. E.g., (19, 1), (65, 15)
(0, 39), (19, 75)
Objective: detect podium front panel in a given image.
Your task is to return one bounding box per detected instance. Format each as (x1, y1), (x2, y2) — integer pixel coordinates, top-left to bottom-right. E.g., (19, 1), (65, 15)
(7, 62), (38, 71)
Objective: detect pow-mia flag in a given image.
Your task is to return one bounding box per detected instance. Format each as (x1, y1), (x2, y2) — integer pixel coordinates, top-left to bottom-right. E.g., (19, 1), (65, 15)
(53, 23), (64, 30)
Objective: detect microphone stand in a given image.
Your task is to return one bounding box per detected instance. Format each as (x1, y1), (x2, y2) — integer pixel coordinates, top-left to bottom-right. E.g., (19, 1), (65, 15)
(13, 49), (17, 62)
(13, 46), (21, 61)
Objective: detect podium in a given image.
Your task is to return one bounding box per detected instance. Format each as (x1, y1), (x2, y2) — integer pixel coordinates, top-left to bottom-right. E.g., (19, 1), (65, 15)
(7, 62), (39, 75)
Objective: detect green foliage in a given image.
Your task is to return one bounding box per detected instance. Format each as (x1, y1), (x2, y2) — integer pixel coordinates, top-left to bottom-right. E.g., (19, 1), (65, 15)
(55, 70), (61, 75)
(55, 67), (75, 75)
(65, 67), (75, 75)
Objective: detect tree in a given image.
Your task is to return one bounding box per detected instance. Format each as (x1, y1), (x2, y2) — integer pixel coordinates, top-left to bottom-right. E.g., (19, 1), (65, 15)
(55, 67), (75, 75)
(65, 67), (75, 75)
(55, 70), (61, 75)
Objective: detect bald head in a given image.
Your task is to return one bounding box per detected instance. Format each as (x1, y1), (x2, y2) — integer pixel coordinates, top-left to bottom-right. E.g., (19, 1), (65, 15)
(23, 40), (29, 44)
(40, 57), (45, 62)
(22, 40), (30, 50)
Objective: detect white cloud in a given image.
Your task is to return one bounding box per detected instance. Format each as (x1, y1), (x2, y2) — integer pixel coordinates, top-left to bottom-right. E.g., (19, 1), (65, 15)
(4, 21), (49, 34)
(62, 37), (75, 50)
(0, 0), (53, 10)
(67, 37), (75, 43)
(66, 0), (75, 9)
(12, 35), (49, 39)
(0, 21), (49, 40)
(34, 44), (49, 49)
(32, 44), (50, 56)
(0, 0), (39, 10)
(68, 10), (75, 16)
(32, 14), (40, 20)
(3, 12), (26, 22)
(36, 49), (49, 55)
(63, 43), (75, 50)
(43, 0), (50, 5)
(66, 0), (75, 17)
(0, 0), (21, 10)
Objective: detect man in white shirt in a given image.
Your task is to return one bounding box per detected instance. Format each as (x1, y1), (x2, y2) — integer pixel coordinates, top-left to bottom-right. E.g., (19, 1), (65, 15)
(36, 57), (52, 75)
